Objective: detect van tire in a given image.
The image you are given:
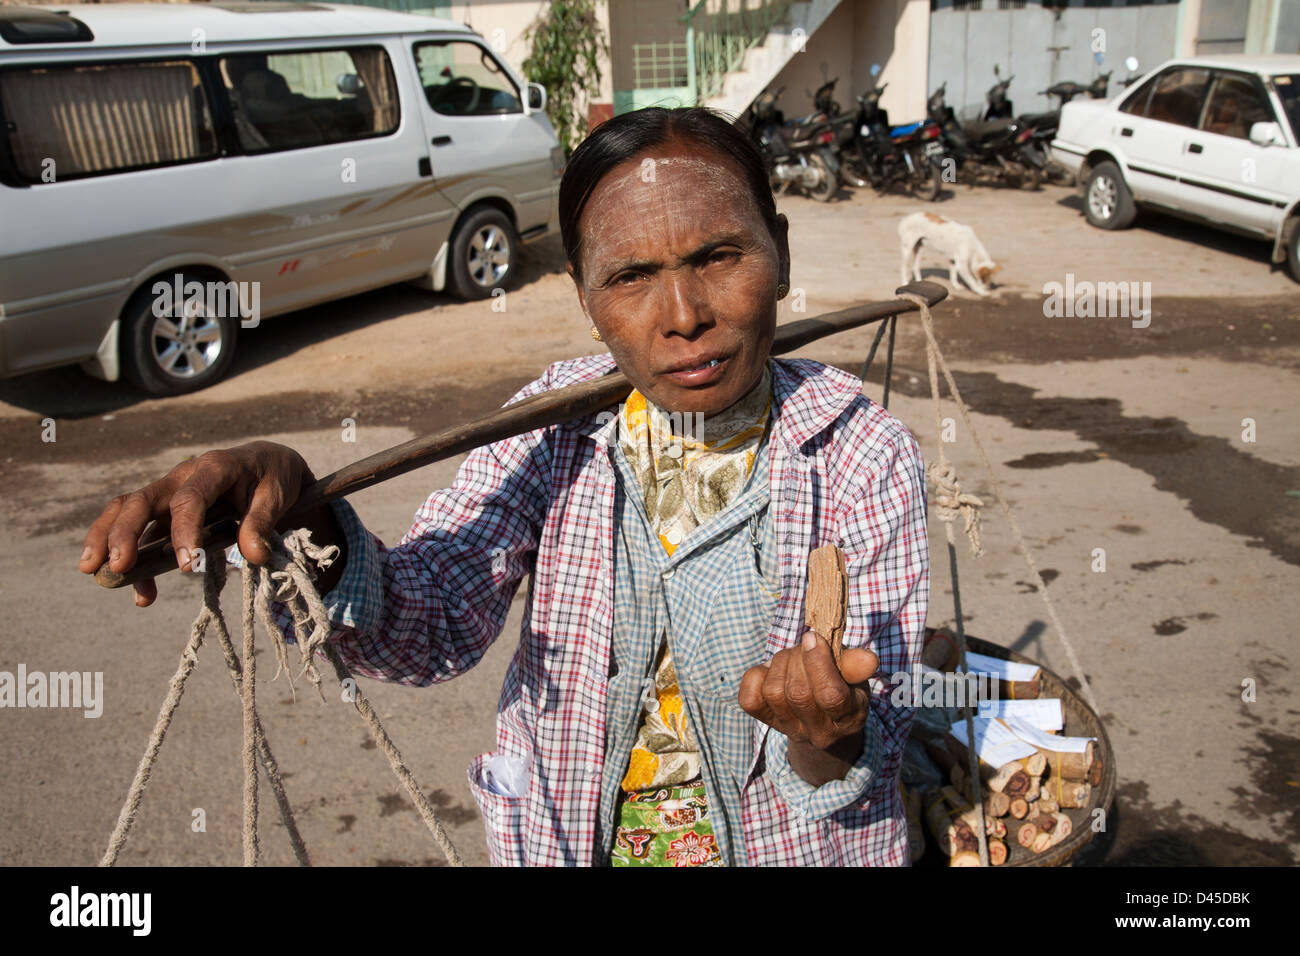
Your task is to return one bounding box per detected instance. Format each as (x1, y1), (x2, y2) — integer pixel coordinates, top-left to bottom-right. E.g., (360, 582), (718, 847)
(448, 207), (517, 300)
(1287, 219), (1300, 284)
(120, 278), (239, 396)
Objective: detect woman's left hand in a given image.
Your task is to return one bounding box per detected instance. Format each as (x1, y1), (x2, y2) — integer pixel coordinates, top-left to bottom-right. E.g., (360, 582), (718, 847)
(738, 632), (879, 786)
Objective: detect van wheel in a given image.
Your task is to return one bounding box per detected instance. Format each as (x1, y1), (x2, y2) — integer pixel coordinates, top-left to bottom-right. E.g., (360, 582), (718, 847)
(120, 278), (238, 396)
(448, 208), (516, 300)
(1084, 161), (1136, 230)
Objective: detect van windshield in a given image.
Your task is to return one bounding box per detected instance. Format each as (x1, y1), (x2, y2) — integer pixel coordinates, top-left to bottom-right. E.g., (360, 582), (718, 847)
(414, 41), (522, 116)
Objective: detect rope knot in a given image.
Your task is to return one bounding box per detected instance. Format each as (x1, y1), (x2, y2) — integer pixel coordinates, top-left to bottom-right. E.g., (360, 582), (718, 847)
(927, 460), (984, 557)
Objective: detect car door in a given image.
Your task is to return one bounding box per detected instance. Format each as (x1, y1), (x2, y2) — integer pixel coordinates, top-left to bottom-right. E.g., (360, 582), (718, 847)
(409, 36), (556, 234)
(1176, 69), (1289, 235)
(1113, 66), (1211, 208)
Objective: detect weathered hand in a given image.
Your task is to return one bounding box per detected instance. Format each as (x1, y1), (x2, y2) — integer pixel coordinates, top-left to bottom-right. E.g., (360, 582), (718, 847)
(739, 631), (879, 786)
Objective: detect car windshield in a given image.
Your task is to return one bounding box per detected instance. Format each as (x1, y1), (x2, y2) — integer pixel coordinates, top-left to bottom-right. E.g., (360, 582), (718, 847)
(1272, 74), (1299, 139)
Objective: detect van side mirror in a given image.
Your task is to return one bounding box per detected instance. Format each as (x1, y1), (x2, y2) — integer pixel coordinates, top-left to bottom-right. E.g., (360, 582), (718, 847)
(1249, 121), (1285, 147)
(336, 73), (363, 96)
(527, 82), (546, 112)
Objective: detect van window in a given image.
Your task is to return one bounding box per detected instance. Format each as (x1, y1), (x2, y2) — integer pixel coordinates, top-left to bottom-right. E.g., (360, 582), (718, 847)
(0, 60), (216, 183)
(414, 40), (522, 116)
(218, 46), (399, 152)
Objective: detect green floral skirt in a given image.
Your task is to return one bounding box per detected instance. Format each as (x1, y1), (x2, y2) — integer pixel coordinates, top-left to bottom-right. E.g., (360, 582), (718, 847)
(610, 783), (724, 867)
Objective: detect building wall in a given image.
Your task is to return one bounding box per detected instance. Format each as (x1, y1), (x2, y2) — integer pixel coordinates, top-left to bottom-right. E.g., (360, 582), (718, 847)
(766, 0), (930, 127)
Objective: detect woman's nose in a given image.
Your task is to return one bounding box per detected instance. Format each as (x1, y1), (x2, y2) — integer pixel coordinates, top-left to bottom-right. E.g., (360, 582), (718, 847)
(657, 269), (713, 336)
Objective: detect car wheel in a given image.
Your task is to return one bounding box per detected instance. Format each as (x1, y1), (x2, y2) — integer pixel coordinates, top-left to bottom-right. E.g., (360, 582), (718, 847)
(1084, 161), (1136, 230)
(448, 207), (517, 300)
(120, 276), (239, 396)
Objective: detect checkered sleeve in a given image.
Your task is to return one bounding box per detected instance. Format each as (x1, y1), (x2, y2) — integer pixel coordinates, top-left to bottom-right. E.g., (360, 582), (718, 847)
(763, 408), (929, 819)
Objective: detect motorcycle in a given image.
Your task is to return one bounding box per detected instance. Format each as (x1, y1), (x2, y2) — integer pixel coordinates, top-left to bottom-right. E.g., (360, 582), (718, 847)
(1018, 72), (1110, 184)
(929, 76), (1039, 190)
(843, 77), (943, 201)
(740, 85), (841, 202)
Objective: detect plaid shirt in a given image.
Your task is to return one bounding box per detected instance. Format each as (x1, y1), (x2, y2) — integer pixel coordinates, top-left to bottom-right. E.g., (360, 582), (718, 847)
(250, 353), (928, 865)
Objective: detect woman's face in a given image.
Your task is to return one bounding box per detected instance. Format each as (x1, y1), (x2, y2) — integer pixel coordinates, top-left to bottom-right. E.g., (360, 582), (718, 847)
(568, 140), (790, 416)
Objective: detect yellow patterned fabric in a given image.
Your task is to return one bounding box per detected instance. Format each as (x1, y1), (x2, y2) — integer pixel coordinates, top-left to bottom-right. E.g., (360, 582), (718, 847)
(617, 361), (773, 796)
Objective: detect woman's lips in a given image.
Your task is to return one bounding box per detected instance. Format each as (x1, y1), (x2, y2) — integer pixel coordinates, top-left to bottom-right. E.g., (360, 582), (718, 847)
(662, 354), (730, 386)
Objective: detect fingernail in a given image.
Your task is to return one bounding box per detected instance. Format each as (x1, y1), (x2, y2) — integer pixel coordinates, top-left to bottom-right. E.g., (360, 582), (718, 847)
(135, 591), (147, 607)
(176, 547), (190, 571)
(803, 632), (817, 650)
(110, 546), (120, 565)
(80, 546), (92, 562)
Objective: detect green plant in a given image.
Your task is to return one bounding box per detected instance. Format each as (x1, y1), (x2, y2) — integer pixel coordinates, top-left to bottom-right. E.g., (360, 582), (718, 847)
(522, 0), (608, 154)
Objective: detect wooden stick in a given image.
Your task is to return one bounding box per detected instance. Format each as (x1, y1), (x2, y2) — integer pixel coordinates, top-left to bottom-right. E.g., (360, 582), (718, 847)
(94, 284), (950, 590)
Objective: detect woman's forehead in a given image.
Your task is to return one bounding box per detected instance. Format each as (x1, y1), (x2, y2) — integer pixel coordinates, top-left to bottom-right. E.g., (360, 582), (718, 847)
(578, 151), (764, 265)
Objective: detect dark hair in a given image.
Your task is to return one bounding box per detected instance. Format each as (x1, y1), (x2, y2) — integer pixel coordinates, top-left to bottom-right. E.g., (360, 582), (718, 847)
(558, 106), (779, 280)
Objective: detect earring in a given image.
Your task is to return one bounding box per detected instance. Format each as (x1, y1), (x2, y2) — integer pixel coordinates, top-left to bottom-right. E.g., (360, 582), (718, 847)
(590, 326), (603, 342)
(776, 282), (789, 300)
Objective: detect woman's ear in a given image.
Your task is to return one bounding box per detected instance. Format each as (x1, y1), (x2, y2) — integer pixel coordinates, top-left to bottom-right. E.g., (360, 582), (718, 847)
(774, 213), (791, 287)
(566, 261), (590, 317)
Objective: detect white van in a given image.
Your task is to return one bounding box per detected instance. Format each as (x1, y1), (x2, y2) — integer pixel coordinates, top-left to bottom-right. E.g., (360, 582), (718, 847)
(0, 2), (563, 394)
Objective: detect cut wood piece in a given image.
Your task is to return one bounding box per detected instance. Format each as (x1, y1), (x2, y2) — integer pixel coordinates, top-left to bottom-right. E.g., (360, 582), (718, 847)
(1002, 769), (1033, 798)
(1030, 830), (1052, 853)
(988, 760), (1025, 793)
(987, 837), (1008, 866)
(1039, 741), (1097, 782)
(986, 816), (1007, 840)
(984, 791), (1011, 818)
(1042, 777), (1091, 809)
(1023, 752), (1047, 777)
(1088, 756), (1103, 788)
(1016, 822), (1039, 849)
(1025, 777), (1040, 802)
(1008, 797), (1029, 820)
(805, 545), (848, 663)
(1046, 812), (1073, 848)
(1025, 800), (1041, 821)
(922, 629), (960, 672)
(1038, 795), (1059, 815)
(923, 787), (971, 857)
(998, 677), (1040, 699)
(950, 851), (981, 867)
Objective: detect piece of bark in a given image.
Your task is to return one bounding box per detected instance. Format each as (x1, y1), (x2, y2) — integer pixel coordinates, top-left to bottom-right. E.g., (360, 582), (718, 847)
(987, 837), (1008, 866)
(804, 545), (848, 664)
(984, 791), (1011, 818)
(1008, 796), (1029, 820)
(1016, 822), (1039, 848)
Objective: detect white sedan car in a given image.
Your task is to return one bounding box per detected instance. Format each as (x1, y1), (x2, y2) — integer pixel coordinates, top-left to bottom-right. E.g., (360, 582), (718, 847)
(1052, 55), (1300, 281)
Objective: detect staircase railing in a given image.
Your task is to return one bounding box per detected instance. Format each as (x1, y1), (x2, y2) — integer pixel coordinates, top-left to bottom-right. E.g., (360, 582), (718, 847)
(680, 0), (794, 104)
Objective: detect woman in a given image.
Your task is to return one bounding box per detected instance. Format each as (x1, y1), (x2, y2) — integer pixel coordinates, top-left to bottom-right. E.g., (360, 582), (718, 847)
(79, 107), (928, 866)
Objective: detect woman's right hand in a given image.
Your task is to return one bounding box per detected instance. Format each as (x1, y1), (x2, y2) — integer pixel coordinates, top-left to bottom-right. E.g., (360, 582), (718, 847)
(78, 440), (317, 608)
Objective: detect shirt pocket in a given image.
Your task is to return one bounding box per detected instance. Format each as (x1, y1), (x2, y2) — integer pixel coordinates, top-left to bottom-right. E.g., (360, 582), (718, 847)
(466, 751), (528, 867)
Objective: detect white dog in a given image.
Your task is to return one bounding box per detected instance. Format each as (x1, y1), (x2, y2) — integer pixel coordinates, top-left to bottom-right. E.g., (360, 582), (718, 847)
(898, 211), (1000, 296)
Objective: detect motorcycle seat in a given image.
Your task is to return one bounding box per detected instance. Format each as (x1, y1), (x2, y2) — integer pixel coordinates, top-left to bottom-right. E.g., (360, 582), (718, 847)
(889, 120), (925, 138)
(1019, 111), (1059, 127)
(963, 117), (1014, 141)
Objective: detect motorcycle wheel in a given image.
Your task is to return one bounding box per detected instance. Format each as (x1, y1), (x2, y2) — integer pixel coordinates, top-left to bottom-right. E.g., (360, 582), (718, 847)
(804, 151), (838, 202)
(842, 156), (871, 189)
(1016, 162), (1040, 191)
(910, 155), (942, 201)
